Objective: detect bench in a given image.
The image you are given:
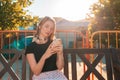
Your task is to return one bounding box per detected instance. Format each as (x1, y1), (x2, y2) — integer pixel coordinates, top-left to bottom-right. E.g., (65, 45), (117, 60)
(0, 48), (120, 80)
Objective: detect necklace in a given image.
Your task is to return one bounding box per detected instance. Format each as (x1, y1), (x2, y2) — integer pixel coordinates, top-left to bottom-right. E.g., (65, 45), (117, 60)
(37, 37), (48, 44)
(38, 37), (47, 41)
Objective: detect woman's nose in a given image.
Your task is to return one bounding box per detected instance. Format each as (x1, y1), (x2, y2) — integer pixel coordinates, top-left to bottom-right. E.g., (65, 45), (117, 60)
(47, 28), (51, 32)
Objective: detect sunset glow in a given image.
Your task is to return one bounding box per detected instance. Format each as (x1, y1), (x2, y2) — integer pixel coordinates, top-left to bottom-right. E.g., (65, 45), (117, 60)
(27, 0), (98, 21)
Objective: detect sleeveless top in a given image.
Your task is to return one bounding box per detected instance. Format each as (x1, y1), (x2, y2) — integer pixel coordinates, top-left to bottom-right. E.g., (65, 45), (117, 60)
(25, 40), (57, 72)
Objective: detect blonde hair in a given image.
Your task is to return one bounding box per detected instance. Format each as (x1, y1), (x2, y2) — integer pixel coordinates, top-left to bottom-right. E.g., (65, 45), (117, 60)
(33, 16), (56, 42)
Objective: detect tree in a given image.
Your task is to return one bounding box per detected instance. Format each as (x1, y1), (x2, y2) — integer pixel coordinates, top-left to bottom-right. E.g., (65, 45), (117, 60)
(0, 0), (39, 30)
(109, 0), (120, 30)
(88, 0), (120, 33)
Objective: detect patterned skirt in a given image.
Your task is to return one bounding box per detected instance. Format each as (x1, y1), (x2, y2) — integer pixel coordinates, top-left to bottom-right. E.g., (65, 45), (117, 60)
(32, 70), (68, 80)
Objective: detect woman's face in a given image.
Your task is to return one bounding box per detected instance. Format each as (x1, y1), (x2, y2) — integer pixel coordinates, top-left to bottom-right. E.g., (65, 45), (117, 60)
(40, 20), (54, 38)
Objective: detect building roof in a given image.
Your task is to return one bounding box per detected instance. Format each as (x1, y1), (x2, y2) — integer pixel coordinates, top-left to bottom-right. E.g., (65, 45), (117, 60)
(54, 17), (89, 30)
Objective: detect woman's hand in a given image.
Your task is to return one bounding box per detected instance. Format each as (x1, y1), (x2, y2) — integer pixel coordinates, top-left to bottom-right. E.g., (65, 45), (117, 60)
(51, 39), (63, 54)
(53, 45), (63, 54)
(43, 44), (56, 59)
(42, 39), (63, 59)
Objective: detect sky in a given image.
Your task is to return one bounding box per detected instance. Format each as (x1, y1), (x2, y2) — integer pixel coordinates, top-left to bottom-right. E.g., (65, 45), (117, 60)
(26, 0), (98, 21)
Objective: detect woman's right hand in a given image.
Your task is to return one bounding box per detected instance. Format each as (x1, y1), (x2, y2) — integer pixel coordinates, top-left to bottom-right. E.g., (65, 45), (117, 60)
(42, 39), (62, 59)
(42, 43), (57, 59)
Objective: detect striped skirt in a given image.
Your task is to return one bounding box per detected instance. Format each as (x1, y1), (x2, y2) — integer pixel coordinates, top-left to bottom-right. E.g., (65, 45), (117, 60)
(32, 70), (68, 80)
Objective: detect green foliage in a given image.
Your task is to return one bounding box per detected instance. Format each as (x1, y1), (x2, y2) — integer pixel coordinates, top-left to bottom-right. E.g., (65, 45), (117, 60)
(88, 0), (120, 33)
(0, 0), (39, 30)
(109, 0), (120, 30)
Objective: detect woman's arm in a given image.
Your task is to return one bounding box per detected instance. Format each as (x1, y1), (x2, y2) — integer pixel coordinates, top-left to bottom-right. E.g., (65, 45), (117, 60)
(52, 39), (64, 70)
(56, 51), (64, 70)
(26, 54), (46, 76)
(26, 44), (56, 76)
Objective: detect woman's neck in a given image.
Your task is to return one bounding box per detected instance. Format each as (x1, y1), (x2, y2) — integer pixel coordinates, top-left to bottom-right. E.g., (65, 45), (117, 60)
(38, 35), (47, 41)
(35, 35), (48, 44)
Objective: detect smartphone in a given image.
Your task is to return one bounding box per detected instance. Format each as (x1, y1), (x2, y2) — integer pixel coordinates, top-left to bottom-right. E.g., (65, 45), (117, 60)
(51, 39), (62, 48)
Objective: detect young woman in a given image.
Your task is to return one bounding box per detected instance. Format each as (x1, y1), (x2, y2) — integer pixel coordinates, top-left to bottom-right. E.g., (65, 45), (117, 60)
(25, 16), (67, 80)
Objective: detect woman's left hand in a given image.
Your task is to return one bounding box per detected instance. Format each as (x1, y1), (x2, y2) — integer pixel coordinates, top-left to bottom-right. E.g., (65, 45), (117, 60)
(50, 39), (63, 54)
(54, 44), (63, 54)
